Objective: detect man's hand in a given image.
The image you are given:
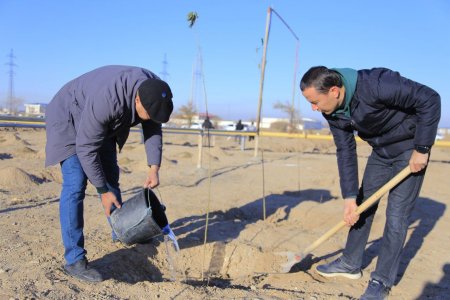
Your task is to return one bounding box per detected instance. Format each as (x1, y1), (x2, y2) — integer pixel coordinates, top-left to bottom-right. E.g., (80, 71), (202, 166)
(144, 165), (160, 188)
(409, 150), (429, 173)
(344, 198), (359, 227)
(101, 191), (121, 216)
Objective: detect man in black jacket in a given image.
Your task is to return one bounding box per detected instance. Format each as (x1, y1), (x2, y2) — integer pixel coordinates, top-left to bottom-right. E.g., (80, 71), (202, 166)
(300, 66), (440, 299)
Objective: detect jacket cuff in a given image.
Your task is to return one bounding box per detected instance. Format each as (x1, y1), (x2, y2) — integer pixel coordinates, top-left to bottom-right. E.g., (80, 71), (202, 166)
(96, 185), (109, 194)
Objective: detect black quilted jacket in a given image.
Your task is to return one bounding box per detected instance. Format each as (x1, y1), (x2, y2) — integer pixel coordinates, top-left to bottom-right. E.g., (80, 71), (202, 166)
(324, 68), (441, 199)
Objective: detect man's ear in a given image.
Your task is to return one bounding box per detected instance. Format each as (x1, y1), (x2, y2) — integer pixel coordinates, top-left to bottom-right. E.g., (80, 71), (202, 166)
(135, 93), (141, 105)
(330, 86), (340, 97)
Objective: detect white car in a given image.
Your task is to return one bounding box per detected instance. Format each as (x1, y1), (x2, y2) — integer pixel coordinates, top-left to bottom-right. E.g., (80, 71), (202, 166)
(222, 124), (236, 131)
(190, 122), (202, 129)
(180, 122), (202, 129)
(222, 123), (248, 131)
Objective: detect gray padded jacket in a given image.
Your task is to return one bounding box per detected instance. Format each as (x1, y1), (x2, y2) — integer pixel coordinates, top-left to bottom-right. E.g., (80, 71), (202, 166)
(45, 65), (164, 189)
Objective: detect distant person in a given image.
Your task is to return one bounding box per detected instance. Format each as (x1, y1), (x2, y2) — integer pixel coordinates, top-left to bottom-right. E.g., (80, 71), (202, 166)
(202, 116), (214, 129)
(45, 65), (174, 282)
(235, 119), (244, 142)
(235, 120), (244, 131)
(300, 66), (440, 299)
(248, 121), (256, 141)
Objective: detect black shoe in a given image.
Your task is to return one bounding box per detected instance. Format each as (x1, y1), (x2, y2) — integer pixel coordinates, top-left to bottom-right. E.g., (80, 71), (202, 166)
(63, 258), (103, 282)
(360, 279), (390, 300)
(316, 257), (362, 279)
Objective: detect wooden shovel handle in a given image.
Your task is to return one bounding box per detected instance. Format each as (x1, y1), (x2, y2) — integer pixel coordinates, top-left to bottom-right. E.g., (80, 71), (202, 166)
(301, 165), (411, 256)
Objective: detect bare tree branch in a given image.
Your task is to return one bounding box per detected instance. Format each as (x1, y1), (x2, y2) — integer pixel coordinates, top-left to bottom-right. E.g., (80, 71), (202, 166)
(273, 100), (300, 133)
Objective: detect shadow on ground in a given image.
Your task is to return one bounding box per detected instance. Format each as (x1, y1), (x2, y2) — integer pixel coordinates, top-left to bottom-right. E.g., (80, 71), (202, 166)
(288, 196), (446, 288)
(417, 263), (450, 299)
(91, 244), (164, 283)
(171, 188), (337, 250)
(361, 197), (446, 286)
(0, 153), (13, 160)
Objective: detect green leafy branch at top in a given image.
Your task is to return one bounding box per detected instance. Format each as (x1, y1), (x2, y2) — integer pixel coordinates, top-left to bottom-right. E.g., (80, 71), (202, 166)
(187, 11), (199, 28)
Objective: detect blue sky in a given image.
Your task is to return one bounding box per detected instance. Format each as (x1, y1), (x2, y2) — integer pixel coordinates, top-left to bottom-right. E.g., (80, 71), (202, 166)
(1, 0), (449, 127)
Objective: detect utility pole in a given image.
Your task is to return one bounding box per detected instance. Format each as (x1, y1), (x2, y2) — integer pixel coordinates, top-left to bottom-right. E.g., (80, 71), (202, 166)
(254, 7), (300, 157)
(254, 7), (272, 157)
(160, 53), (169, 82)
(5, 49), (17, 114)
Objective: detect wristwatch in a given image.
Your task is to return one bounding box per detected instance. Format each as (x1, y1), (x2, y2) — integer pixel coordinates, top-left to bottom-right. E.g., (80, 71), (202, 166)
(414, 145), (431, 154)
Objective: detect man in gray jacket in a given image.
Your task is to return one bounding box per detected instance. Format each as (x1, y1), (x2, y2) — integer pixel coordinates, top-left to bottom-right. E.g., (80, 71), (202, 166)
(45, 65), (173, 282)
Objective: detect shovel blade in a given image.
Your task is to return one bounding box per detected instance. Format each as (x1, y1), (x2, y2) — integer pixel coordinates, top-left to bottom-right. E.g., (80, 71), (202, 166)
(275, 252), (316, 273)
(275, 251), (304, 273)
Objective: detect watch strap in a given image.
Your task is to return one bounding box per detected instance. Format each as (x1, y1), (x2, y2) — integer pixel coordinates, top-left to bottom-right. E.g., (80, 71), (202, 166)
(414, 145), (431, 154)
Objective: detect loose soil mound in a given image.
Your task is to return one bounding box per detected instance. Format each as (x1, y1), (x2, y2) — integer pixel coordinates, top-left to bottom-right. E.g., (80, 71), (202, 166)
(0, 166), (38, 189)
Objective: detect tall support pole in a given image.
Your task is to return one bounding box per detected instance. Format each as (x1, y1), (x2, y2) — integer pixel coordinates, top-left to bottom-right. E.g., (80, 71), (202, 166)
(254, 7), (272, 157)
(292, 41), (300, 122)
(197, 133), (203, 168)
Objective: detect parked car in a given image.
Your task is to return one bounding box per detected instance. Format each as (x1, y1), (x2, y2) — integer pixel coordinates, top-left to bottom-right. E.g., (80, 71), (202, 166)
(180, 122), (202, 129)
(222, 124), (236, 131)
(222, 123), (248, 131)
(189, 122), (202, 129)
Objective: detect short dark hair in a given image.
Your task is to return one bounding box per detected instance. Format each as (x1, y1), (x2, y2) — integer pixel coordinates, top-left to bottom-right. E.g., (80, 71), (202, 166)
(300, 66), (342, 93)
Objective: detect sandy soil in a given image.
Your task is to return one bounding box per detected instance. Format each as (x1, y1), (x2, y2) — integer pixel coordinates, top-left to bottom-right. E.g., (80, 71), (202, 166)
(0, 127), (449, 299)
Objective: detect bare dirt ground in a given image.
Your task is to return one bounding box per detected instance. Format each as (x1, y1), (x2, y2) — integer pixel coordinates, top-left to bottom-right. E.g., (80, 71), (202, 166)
(1, 127), (449, 299)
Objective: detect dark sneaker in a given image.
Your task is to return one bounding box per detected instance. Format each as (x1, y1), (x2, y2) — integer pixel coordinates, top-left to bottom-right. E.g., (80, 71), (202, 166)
(63, 258), (103, 282)
(316, 257), (362, 279)
(360, 279), (390, 300)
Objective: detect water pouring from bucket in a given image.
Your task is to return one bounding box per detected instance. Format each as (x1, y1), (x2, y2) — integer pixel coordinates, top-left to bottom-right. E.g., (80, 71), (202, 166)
(162, 224), (180, 251)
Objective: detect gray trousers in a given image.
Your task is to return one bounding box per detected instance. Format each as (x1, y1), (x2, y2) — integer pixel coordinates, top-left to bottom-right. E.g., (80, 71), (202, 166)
(341, 149), (425, 287)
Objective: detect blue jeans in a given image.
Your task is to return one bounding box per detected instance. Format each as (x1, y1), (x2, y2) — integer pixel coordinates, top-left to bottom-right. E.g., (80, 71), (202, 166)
(59, 139), (122, 265)
(340, 149), (425, 287)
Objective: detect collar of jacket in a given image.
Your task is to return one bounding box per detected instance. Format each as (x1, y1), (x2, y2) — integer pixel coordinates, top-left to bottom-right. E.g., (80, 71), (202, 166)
(331, 68), (358, 118)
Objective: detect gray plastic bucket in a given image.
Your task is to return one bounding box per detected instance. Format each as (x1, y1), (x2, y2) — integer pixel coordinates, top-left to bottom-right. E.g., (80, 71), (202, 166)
(110, 188), (168, 245)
